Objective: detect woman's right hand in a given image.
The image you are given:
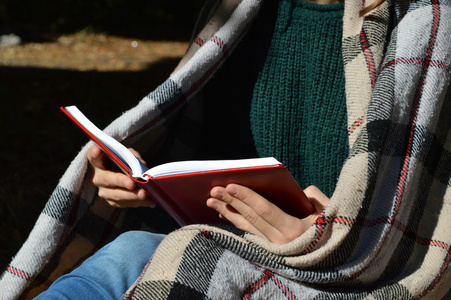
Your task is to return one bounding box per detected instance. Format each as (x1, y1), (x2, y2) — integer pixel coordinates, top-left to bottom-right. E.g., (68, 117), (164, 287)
(87, 145), (155, 208)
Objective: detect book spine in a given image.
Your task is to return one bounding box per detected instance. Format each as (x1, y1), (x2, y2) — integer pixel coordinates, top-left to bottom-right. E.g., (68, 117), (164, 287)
(136, 179), (191, 226)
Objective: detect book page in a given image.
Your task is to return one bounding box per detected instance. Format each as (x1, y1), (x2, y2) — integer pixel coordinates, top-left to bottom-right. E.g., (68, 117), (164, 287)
(63, 106), (148, 178)
(144, 157), (281, 178)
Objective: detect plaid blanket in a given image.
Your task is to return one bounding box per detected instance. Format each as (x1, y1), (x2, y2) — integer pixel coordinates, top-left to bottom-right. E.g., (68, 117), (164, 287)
(2, 0), (451, 299)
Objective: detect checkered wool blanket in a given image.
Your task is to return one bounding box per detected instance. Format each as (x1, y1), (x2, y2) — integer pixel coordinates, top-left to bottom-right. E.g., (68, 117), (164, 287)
(1, 0), (451, 299)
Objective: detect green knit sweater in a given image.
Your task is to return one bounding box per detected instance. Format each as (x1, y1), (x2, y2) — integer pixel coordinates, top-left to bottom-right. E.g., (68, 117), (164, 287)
(250, 0), (348, 198)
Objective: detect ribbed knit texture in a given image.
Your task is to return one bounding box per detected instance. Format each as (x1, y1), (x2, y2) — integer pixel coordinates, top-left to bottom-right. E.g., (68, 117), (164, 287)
(250, 0), (348, 197)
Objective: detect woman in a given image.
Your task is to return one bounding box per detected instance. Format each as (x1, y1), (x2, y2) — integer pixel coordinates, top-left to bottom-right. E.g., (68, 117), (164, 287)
(2, 0), (450, 298)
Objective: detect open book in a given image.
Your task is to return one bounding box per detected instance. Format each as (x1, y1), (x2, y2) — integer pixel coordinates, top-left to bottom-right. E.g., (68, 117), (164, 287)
(61, 106), (314, 226)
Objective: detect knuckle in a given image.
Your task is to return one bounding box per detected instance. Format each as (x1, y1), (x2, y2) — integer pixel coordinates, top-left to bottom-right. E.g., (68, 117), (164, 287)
(133, 191), (141, 200)
(256, 205), (273, 219)
(304, 185), (320, 195)
(242, 210), (259, 225)
(227, 183), (244, 197)
(97, 188), (107, 199)
(92, 175), (101, 186)
(227, 196), (238, 206)
(98, 188), (119, 202)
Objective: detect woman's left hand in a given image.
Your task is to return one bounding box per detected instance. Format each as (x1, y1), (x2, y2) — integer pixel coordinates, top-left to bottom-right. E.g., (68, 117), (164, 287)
(207, 184), (329, 244)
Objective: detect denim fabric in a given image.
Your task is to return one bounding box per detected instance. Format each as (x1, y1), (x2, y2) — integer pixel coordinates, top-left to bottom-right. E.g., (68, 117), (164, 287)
(35, 231), (165, 299)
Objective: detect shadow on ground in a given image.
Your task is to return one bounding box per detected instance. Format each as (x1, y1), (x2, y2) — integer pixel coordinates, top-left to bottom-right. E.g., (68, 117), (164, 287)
(0, 58), (180, 270)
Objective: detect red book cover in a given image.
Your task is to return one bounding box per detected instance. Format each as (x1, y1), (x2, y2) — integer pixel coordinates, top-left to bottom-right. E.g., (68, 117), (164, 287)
(143, 164), (314, 226)
(61, 106), (315, 226)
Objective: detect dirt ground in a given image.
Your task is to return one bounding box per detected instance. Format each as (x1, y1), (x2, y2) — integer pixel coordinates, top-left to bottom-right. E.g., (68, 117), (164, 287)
(0, 34), (189, 270)
(0, 33), (188, 71)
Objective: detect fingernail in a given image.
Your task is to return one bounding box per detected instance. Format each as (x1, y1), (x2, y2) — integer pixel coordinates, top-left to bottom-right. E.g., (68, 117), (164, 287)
(227, 186), (238, 196)
(138, 189), (147, 200)
(211, 188), (223, 198)
(207, 199), (218, 210)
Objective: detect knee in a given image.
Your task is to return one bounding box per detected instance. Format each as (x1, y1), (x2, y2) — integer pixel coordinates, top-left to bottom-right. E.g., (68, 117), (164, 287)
(110, 231), (166, 254)
(115, 230), (156, 244)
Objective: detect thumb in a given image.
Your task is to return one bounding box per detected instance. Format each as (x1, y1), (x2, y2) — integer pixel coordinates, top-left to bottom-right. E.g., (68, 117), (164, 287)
(87, 145), (106, 170)
(303, 185), (330, 214)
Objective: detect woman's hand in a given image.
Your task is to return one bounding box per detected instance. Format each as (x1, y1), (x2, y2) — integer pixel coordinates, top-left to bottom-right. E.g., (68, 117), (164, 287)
(207, 184), (329, 244)
(87, 145), (155, 208)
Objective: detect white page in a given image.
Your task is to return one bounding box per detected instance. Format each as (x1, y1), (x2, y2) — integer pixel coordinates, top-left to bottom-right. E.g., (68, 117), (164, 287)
(64, 106), (148, 178)
(144, 157), (281, 178)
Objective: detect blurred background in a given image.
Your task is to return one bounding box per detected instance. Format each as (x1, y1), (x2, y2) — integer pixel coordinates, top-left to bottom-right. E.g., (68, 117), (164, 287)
(0, 0), (205, 271)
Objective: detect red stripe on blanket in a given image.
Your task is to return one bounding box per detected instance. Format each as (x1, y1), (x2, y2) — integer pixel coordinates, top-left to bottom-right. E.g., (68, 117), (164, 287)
(382, 58), (451, 73)
(429, 60), (451, 72)
(360, 28), (377, 89)
(244, 264), (297, 300)
(393, 0), (440, 242)
(211, 35), (227, 53)
(242, 272), (271, 300)
(302, 215), (329, 254)
(415, 5), (445, 297)
(6, 266), (33, 281)
(348, 117), (364, 134)
(264, 270), (297, 300)
(335, 215), (450, 252)
(417, 241), (451, 299)
(303, 212), (451, 271)
(194, 37), (205, 46)
(347, 0), (442, 282)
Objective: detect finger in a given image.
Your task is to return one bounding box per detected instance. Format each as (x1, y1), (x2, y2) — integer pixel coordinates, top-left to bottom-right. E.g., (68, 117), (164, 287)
(128, 148), (147, 165)
(98, 186), (141, 201)
(87, 145), (106, 169)
(225, 184), (299, 229)
(303, 185), (330, 213)
(99, 185), (154, 206)
(106, 197), (155, 208)
(206, 197), (265, 237)
(217, 185), (313, 243)
(92, 168), (137, 190)
(209, 186), (279, 237)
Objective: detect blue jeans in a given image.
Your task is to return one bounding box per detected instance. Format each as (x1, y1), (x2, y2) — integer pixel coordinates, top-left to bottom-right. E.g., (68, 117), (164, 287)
(35, 231), (165, 300)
